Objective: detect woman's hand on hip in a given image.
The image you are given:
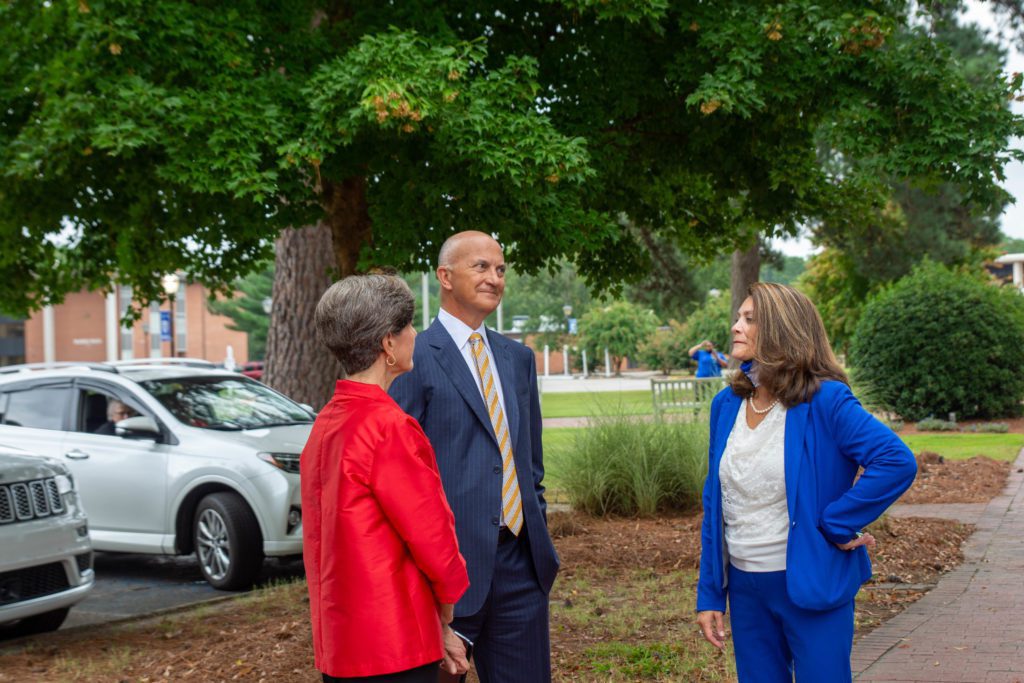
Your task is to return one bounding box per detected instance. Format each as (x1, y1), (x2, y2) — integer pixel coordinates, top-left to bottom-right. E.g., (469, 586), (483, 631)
(835, 532), (876, 551)
(697, 610), (727, 649)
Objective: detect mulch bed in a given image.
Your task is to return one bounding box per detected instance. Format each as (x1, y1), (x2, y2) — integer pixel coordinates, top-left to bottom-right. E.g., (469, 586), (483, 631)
(900, 452), (1012, 504)
(0, 449), (1010, 682)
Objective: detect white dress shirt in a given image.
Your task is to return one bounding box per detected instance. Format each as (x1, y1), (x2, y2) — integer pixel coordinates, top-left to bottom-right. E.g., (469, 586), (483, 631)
(436, 308), (509, 418)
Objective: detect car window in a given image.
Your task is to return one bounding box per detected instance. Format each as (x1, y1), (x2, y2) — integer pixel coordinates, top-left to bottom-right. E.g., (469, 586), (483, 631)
(75, 388), (140, 435)
(0, 386), (69, 430)
(138, 376), (313, 430)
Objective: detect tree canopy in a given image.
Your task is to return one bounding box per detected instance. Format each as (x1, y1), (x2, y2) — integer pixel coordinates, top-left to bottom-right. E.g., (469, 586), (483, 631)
(2, 0), (1021, 319)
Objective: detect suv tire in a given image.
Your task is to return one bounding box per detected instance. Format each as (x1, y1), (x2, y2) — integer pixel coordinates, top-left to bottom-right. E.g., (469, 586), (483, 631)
(193, 492), (264, 591)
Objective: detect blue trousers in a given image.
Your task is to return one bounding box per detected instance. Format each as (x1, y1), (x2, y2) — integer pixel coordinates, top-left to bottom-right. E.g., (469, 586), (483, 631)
(728, 566), (854, 683)
(452, 531), (551, 683)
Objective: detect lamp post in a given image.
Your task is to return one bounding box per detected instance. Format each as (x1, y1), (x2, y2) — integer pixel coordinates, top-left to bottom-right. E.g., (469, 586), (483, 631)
(161, 273), (180, 358)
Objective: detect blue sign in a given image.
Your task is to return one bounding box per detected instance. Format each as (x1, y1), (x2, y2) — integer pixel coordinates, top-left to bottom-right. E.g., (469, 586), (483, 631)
(159, 311), (172, 342)
(568, 317), (578, 335)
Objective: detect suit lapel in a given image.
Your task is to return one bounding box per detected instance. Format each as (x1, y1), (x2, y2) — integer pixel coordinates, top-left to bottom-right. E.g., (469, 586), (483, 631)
(488, 331), (520, 451)
(427, 321), (499, 446)
(784, 401), (809, 521)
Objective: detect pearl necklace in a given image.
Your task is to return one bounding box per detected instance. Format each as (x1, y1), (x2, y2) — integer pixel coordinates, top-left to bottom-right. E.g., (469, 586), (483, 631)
(748, 395), (779, 415)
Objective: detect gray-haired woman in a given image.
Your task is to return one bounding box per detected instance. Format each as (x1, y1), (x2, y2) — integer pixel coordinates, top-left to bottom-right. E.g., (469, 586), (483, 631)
(301, 274), (469, 683)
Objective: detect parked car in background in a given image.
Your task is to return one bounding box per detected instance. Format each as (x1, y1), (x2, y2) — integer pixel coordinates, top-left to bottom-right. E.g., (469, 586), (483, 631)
(240, 361), (264, 381)
(0, 360), (314, 590)
(0, 444), (93, 636)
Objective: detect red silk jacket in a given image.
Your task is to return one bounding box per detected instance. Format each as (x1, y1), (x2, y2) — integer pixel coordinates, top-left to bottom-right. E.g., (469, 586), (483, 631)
(302, 380), (468, 678)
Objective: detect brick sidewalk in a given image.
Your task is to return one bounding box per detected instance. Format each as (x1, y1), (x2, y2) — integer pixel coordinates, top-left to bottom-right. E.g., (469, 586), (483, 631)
(853, 449), (1024, 682)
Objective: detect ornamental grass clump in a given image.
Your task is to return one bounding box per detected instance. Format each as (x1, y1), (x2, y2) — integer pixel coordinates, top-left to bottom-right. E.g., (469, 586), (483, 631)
(561, 414), (708, 517)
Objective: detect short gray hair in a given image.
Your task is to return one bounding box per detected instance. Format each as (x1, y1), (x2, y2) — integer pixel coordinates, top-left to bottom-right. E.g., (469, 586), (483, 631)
(315, 274), (415, 375)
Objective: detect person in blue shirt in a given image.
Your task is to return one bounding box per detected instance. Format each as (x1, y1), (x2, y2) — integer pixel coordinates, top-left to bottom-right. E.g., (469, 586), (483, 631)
(689, 339), (728, 377)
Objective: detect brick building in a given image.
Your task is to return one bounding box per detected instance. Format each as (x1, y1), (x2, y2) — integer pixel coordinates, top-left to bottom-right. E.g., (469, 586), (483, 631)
(20, 282), (248, 366)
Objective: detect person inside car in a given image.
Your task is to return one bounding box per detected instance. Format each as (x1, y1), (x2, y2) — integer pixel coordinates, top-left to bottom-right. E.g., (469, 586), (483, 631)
(93, 399), (135, 435)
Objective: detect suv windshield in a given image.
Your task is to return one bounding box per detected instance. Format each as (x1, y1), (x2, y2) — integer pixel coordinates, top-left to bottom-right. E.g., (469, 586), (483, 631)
(138, 376), (313, 430)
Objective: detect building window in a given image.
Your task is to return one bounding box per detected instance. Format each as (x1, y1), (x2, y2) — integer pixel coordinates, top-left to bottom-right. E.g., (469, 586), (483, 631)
(149, 301), (162, 357)
(175, 282), (186, 356)
(119, 285), (134, 360)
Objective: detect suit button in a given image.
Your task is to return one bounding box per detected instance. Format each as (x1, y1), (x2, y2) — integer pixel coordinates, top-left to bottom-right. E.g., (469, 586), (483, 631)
(491, 517), (499, 526)
(493, 466), (501, 474)
(791, 521), (797, 527)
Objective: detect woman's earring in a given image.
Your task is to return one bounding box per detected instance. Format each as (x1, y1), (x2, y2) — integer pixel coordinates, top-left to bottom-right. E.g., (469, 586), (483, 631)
(386, 354), (397, 367)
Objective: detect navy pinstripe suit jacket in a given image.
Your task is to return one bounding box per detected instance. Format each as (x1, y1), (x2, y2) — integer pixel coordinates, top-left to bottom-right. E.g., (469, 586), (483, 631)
(389, 319), (560, 616)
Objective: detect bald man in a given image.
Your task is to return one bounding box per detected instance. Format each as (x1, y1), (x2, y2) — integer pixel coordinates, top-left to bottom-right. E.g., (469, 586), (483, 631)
(390, 231), (559, 682)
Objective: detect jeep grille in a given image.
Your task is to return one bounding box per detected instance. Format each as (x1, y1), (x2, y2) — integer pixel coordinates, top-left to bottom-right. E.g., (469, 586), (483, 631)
(0, 477), (65, 525)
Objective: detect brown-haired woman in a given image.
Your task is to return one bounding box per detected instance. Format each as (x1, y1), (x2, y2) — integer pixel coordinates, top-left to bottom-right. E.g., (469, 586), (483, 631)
(695, 282), (916, 682)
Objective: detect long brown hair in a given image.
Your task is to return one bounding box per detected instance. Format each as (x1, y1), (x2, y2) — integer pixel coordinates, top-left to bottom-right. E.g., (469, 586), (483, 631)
(729, 282), (848, 407)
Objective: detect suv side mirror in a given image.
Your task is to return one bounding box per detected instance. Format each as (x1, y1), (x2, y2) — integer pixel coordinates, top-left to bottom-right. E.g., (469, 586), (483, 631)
(115, 416), (161, 440)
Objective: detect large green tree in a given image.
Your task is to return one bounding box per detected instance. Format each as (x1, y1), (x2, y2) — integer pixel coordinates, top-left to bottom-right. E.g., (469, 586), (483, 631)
(3, 1), (1021, 405)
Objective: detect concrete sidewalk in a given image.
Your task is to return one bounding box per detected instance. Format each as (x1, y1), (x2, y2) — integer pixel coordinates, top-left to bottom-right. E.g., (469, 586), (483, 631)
(853, 449), (1024, 682)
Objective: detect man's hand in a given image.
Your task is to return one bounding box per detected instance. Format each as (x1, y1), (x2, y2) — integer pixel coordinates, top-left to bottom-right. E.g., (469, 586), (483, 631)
(835, 532), (876, 551)
(696, 610), (727, 649)
(440, 625), (470, 675)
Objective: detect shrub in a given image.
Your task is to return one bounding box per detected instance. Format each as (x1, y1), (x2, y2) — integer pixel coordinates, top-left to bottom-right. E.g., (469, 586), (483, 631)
(880, 417), (904, 433)
(683, 293), (732, 352)
(561, 414), (708, 517)
(914, 418), (958, 432)
(849, 262), (1024, 420)
(961, 422), (1010, 433)
(635, 321), (691, 375)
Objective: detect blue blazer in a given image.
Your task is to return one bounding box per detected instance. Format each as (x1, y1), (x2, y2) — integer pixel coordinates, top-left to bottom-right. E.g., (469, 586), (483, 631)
(390, 320), (560, 616)
(696, 381), (916, 613)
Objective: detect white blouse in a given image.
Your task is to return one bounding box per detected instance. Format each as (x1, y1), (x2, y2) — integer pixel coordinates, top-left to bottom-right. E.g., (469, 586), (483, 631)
(719, 400), (789, 572)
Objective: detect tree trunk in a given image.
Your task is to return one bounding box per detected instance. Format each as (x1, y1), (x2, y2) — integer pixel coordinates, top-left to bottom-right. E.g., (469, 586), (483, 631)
(730, 239), (761, 326)
(323, 176), (372, 277)
(263, 223), (341, 410)
(263, 177), (372, 410)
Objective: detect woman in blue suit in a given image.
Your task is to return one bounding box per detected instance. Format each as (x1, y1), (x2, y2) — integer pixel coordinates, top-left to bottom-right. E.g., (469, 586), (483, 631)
(696, 283), (916, 682)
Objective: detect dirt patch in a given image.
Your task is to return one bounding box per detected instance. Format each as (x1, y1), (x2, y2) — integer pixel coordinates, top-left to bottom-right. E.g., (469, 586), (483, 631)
(899, 452), (1012, 504)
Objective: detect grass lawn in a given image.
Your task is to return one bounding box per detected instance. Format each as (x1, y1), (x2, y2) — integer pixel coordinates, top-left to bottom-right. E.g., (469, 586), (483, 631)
(541, 390), (652, 418)
(901, 433), (1024, 461)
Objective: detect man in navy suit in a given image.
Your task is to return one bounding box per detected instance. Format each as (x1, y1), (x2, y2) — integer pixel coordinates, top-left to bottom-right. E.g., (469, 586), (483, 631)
(390, 231), (559, 682)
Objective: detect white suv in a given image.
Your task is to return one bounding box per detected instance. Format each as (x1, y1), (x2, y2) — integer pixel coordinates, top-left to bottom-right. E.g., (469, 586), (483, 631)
(0, 361), (313, 590)
(0, 444), (93, 635)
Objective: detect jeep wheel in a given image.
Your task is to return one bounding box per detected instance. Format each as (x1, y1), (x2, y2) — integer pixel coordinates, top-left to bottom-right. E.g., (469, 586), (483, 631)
(193, 492), (263, 591)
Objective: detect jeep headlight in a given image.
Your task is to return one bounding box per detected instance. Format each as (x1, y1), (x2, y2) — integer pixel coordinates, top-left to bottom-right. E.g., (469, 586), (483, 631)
(257, 452), (300, 474)
(55, 474), (75, 495)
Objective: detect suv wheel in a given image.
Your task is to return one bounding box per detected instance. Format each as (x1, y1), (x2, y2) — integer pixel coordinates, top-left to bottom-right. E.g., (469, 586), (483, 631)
(193, 492), (263, 591)
(12, 607), (70, 636)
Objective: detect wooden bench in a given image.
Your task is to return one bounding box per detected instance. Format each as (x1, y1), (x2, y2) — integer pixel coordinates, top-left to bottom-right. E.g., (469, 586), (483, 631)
(650, 377), (727, 418)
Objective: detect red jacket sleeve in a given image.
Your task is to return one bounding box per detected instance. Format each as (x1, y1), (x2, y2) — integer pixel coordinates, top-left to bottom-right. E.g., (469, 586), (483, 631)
(370, 415), (469, 605)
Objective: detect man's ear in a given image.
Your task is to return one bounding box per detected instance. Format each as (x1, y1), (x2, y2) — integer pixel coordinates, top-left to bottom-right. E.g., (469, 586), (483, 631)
(436, 265), (453, 291)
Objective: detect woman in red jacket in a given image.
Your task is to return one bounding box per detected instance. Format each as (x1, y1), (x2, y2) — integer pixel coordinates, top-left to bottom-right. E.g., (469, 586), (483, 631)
(303, 274), (469, 683)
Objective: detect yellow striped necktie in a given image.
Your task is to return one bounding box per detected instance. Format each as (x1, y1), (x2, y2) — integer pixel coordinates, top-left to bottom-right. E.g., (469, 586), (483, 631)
(468, 333), (523, 536)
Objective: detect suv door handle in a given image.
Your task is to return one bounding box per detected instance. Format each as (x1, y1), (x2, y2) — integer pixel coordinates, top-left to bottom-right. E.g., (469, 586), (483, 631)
(65, 449), (90, 460)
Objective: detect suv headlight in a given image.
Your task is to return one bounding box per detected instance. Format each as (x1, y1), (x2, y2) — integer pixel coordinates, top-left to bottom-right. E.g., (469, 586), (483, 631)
(55, 474), (75, 495)
(257, 452), (300, 474)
